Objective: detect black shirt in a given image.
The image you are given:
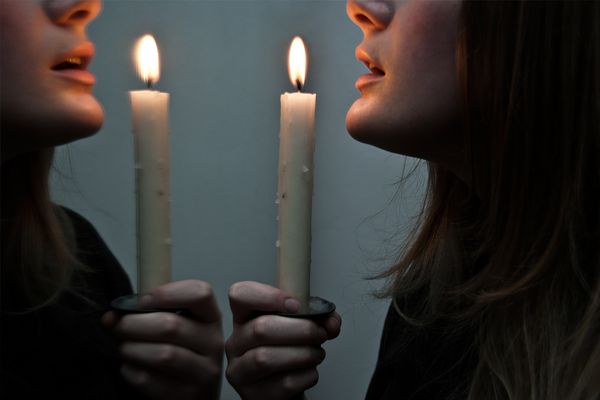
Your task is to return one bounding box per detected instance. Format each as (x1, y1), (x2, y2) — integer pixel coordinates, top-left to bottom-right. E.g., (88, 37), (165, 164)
(365, 301), (477, 400)
(1, 208), (140, 399)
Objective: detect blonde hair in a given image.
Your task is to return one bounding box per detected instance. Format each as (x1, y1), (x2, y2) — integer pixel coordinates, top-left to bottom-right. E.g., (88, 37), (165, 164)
(382, 1), (600, 398)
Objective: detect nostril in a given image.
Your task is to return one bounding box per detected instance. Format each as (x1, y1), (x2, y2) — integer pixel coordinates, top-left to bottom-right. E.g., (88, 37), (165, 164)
(355, 13), (372, 25)
(45, 1), (100, 26)
(70, 10), (90, 20)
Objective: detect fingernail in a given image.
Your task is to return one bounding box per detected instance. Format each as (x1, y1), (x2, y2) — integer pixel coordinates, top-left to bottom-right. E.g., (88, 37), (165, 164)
(284, 298), (300, 313)
(138, 294), (152, 309)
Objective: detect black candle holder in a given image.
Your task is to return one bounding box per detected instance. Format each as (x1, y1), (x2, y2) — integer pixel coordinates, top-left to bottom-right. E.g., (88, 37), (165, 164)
(110, 293), (186, 315)
(111, 294), (335, 319)
(275, 296), (336, 319)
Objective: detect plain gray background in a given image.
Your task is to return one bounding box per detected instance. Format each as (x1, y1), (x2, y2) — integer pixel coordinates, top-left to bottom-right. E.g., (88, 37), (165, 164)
(50, 1), (427, 399)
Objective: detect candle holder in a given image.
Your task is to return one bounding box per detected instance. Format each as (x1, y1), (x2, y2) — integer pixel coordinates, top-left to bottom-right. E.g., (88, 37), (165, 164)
(275, 296), (335, 320)
(110, 294), (186, 315)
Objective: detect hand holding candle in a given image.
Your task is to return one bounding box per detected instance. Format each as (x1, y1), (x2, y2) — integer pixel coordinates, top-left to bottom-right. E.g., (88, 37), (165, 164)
(129, 35), (171, 294)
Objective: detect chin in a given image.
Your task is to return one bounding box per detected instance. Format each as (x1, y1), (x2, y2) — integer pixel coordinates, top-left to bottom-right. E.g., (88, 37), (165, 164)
(1, 94), (104, 159)
(345, 97), (385, 147)
(73, 99), (104, 137)
(346, 98), (427, 158)
(49, 94), (105, 145)
(346, 99), (368, 141)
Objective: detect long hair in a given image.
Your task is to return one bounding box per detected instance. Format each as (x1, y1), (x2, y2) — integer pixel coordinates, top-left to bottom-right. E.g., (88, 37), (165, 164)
(382, 1), (600, 398)
(1, 149), (81, 312)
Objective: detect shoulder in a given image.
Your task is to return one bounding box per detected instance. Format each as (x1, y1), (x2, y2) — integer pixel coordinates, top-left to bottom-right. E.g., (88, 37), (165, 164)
(58, 206), (100, 238)
(57, 205), (133, 299)
(58, 206), (115, 258)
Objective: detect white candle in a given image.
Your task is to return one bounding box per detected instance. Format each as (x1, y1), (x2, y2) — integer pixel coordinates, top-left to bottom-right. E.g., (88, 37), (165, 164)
(277, 37), (316, 313)
(129, 35), (171, 294)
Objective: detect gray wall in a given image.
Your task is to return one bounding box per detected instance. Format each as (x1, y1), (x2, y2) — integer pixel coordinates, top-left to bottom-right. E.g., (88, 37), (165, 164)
(50, 1), (426, 399)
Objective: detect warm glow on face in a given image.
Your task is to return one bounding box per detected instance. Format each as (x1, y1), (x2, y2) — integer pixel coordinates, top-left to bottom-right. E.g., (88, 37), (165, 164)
(135, 34), (160, 85)
(288, 36), (307, 90)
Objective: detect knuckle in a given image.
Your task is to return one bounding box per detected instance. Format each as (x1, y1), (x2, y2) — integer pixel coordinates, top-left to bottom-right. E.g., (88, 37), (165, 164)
(302, 322), (319, 339)
(156, 344), (177, 366)
(135, 371), (149, 386)
(281, 374), (298, 394)
(160, 313), (182, 338)
(253, 347), (272, 369)
(128, 367), (149, 386)
(152, 285), (169, 302)
(192, 280), (213, 300)
(252, 316), (272, 341)
(116, 314), (134, 333)
(228, 282), (243, 301)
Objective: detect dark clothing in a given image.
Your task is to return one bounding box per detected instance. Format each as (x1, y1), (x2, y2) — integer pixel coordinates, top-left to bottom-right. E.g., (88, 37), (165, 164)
(1, 208), (139, 399)
(365, 301), (477, 400)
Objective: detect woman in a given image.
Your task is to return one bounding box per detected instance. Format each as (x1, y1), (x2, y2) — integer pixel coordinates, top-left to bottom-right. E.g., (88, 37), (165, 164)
(225, 0), (600, 399)
(0, 1), (223, 399)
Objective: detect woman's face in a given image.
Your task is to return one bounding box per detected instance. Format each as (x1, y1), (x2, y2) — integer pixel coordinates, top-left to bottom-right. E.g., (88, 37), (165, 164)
(0, 0), (103, 160)
(346, 0), (463, 171)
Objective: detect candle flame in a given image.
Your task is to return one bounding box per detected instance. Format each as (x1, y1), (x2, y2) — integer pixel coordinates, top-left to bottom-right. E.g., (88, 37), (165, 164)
(135, 34), (160, 85)
(288, 36), (307, 91)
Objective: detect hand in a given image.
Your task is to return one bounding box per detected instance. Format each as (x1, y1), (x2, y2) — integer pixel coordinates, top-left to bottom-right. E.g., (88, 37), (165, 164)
(102, 280), (224, 400)
(225, 281), (341, 400)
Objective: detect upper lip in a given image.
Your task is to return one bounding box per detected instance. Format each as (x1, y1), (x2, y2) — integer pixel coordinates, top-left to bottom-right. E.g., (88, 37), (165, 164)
(355, 46), (385, 75)
(51, 41), (95, 71)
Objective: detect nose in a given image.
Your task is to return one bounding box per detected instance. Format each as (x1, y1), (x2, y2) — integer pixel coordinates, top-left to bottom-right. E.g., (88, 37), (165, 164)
(44, 0), (102, 27)
(347, 0), (393, 31)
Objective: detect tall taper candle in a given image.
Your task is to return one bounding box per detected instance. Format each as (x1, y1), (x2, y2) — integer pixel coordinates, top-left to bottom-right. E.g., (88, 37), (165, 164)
(277, 37), (316, 313)
(130, 35), (171, 293)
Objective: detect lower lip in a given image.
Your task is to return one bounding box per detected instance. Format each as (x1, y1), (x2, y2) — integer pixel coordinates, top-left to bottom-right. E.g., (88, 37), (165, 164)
(52, 69), (96, 85)
(355, 72), (385, 90)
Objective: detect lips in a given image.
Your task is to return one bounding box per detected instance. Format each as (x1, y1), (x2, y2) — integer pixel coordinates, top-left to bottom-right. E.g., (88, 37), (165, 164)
(51, 42), (96, 85)
(355, 47), (385, 90)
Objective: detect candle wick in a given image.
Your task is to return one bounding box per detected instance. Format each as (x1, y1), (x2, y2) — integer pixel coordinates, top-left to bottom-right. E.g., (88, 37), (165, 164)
(147, 79), (153, 90)
(296, 80), (302, 92)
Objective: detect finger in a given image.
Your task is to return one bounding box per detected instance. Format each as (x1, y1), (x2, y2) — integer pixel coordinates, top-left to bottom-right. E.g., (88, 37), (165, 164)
(140, 280), (221, 323)
(120, 342), (221, 384)
(323, 312), (342, 339)
(226, 314), (327, 357)
(112, 312), (223, 356)
(226, 345), (325, 385)
(229, 281), (300, 323)
(120, 363), (217, 400)
(100, 310), (121, 328)
(236, 368), (319, 400)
